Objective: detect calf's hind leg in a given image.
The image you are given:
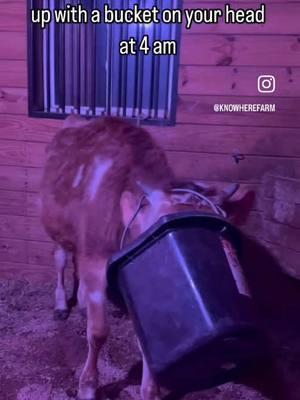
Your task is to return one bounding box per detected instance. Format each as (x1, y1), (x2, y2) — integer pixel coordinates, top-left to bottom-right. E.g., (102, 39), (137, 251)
(53, 245), (69, 320)
(78, 258), (109, 400)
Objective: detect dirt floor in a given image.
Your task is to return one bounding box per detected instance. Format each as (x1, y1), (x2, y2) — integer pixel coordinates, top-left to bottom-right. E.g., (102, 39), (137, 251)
(0, 278), (299, 400)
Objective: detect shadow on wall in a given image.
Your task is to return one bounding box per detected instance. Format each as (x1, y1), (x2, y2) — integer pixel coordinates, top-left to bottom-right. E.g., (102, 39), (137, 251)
(230, 190), (300, 400)
(238, 235), (300, 400)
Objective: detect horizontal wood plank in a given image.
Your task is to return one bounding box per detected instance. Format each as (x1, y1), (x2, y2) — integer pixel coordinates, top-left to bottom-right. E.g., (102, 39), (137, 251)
(14, 241), (300, 283)
(177, 95), (300, 128)
(0, 2), (26, 32)
(0, 115), (60, 142)
(0, 154), (299, 199)
(179, 66), (300, 97)
(1, 141), (300, 183)
(1, 90), (300, 128)
(152, 125), (300, 157)
(3, 61), (300, 98)
(0, 189), (26, 215)
(0, 261), (55, 282)
(0, 32), (26, 60)
(0, 139), (27, 165)
(0, 166), (40, 192)
(1, 117), (300, 157)
(0, 215), (49, 242)
(0, 190), (39, 216)
(167, 152), (300, 183)
(0, 165), (30, 191)
(0, 60), (27, 88)
(0, 212), (262, 268)
(0, 236), (27, 264)
(181, 35), (300, 67)
(0, 237), (53, 266)
(0, 87), (27, 114)
(0, 205), (257, 242)
(0, 178), (260, 219)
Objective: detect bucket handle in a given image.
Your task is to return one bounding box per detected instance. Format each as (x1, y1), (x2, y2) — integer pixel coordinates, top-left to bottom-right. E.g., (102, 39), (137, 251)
(120, 189), (226, 249)
(170, 188), (226, 218)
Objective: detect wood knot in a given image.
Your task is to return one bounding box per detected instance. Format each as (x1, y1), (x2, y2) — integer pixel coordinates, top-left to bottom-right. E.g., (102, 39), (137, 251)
(232, 152), (246, 164)
(226, 36), (236, 42)
(217, 56), (233, 66)
(181, 79), (188, 87)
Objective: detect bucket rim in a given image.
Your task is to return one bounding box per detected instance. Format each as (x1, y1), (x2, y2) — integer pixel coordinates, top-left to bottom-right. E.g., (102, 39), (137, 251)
(107, 211), (241, 292)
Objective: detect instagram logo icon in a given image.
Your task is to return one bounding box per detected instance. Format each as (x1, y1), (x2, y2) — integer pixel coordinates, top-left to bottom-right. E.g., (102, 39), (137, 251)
(258, 75), (276, 93)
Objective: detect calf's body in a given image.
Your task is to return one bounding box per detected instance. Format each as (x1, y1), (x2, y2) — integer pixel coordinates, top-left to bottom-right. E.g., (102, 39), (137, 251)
(41, 116), (240, 399)
(41, 116), (174, 399)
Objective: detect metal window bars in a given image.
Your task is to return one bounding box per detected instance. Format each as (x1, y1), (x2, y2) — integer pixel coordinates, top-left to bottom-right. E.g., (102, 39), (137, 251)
(28, 0), (182, 125)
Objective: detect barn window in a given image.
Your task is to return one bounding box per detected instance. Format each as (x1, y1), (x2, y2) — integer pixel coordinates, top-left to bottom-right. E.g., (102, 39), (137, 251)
(28, 0), (182, 125)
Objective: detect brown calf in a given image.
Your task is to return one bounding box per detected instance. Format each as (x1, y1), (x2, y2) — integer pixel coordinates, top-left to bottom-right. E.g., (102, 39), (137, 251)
(41, 115), (239, 400)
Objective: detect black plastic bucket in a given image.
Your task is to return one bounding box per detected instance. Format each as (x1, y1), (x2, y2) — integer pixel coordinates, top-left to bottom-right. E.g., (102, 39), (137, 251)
(107, 212), (265, 392)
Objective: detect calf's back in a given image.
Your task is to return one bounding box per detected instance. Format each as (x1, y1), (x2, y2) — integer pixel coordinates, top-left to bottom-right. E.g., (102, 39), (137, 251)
(40, 117), (174, 256)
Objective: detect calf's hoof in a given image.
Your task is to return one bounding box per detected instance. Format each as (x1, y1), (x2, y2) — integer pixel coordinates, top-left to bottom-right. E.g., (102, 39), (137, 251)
(53, 309), (69, 320)
(141, 386), (161, 400)
(79, 307), (87, 318)
(77, 386), (97, 400)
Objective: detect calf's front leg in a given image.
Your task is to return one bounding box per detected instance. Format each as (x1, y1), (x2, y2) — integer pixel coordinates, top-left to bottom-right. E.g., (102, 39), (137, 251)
(72, 254), (87, 311)
(78, 259), (109, 400)
(138, 340), (161, 400)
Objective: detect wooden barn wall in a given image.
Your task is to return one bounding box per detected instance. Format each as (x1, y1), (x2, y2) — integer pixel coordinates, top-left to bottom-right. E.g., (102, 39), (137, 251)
(0, 0), (299, 281)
